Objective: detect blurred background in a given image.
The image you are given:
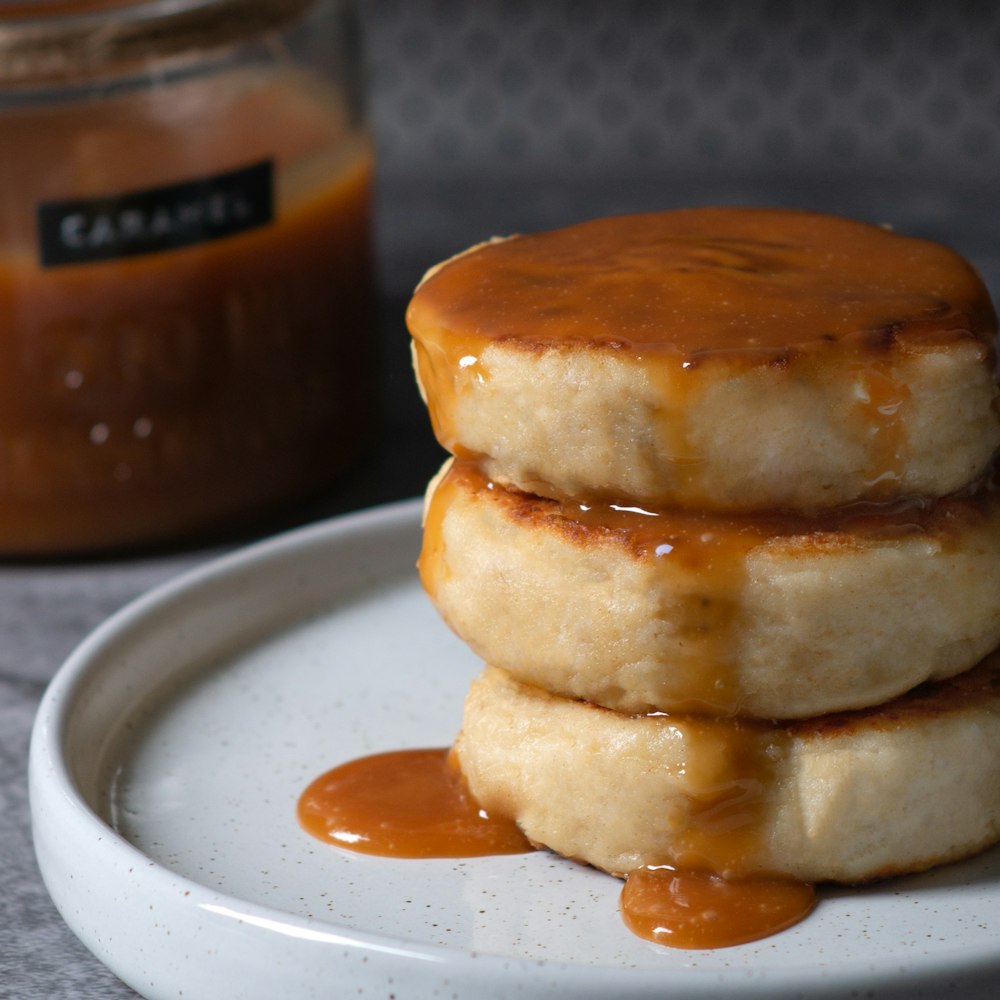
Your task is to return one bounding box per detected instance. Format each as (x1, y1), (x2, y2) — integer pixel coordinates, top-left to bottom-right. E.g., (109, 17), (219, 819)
(361, 0), (1000, 505)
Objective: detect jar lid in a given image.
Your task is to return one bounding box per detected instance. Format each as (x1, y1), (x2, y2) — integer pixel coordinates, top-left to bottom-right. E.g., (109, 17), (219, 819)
(0, 0), (318, 84)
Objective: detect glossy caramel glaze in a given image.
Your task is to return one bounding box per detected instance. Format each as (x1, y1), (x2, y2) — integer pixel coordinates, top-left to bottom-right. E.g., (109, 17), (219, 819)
(429, 458), (1000, 563)
(407, 208), (999, 513)
(634, 712), (785, 876)
(620, 867), (815, 949)
(408, 208), (996, 361)
(298, 736), (817, 948)
(421, 458), (998, 716)
(301, 655), (1000, 944)
(297, 747), (533, 859)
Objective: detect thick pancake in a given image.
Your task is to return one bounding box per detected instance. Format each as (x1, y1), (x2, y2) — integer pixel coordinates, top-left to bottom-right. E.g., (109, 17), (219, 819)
(454, 660), (1000, 884)
(421, 458), (1000, 719)
(408, 208), (1000, 513)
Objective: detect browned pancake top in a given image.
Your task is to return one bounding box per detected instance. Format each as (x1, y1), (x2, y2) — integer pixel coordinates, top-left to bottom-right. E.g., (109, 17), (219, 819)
(408, 207), (996, 363)
(436, 458), (998, 566)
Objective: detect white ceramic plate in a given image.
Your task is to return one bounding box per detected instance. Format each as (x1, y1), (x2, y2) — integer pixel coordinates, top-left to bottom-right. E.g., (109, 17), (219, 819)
(29, 500), (1000, 999)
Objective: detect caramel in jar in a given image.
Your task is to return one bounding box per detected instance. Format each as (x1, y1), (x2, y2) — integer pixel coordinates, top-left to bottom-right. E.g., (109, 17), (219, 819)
(0, 1), (375, 553)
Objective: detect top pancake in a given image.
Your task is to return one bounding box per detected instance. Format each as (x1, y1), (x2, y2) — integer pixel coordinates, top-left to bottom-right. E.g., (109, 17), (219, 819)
(408, 207), (1000, 512)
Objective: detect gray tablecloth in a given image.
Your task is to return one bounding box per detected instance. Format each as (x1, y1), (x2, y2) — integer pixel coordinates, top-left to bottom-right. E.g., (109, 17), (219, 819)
(2, 554), (207, 999)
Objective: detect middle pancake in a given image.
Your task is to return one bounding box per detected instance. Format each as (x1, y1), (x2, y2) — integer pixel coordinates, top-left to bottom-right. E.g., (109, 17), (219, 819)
(421, 458), (1000, 720)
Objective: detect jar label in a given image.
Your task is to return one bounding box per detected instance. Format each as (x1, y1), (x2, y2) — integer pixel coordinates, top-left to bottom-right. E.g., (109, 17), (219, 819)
(36, 160), (274, 268)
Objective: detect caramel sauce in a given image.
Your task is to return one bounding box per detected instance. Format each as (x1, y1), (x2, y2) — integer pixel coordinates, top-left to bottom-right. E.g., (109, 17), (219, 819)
(850, 359), (912, 495)
(436, 455), (994, 555)
(0, 69), (375, 552)
(297, 748), (533, 859)
(421, 458), (990, 715)
(301, 656), (1000, 949)
(299, 673), (824, 950)
(407, 209), (996, 503)
(299, 728), (815, 950)
(419, 459), (763, 714)
(620, 867), (815, 949)
(639, 712), (786, 876)
(408, 209), (995, 359)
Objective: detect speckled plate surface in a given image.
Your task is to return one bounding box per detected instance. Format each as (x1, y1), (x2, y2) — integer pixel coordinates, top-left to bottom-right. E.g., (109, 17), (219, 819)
(29, 500), (1000, 999)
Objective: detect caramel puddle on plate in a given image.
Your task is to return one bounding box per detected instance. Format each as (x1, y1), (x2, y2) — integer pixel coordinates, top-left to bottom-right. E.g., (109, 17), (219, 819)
(297, 747), (531, 858)
(621, 866), (816, 950)
(298, 747), (816, 949)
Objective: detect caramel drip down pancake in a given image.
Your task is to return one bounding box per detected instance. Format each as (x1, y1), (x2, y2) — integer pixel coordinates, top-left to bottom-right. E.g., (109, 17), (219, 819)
(454, 659), (1000, 885)
(408, 208), (999, 513)
(421, 458), (1000, 719)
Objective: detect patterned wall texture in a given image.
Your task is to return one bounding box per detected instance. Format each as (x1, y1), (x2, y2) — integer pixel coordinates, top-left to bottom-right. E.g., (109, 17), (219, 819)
(363, 0), (1000, 185)
(360, 0), (1000, 295)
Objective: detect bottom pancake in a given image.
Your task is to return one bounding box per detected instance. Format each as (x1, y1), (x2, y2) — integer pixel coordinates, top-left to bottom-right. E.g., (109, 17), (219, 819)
(453, 658), (1000, 884)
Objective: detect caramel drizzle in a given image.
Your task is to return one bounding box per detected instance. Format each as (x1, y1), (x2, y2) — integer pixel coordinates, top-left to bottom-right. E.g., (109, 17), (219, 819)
(407, 209), (995, 507)
(620, 867), (815, 950)
(407, 209), (995, 357)
(297, 731), (816, 950)
(297, 747), (532, 859)
(421, 458), (992, 717)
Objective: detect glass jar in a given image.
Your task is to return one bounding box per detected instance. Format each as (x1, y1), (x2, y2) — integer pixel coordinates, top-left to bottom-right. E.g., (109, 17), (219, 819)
(0, 0), (375, 554)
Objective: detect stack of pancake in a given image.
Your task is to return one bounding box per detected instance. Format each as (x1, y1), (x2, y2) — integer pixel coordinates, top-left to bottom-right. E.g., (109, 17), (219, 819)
(406, 207), (1000, 887)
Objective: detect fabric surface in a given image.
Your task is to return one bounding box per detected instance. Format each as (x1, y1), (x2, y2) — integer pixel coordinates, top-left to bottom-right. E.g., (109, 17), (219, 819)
(1, 557), (201, 999)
